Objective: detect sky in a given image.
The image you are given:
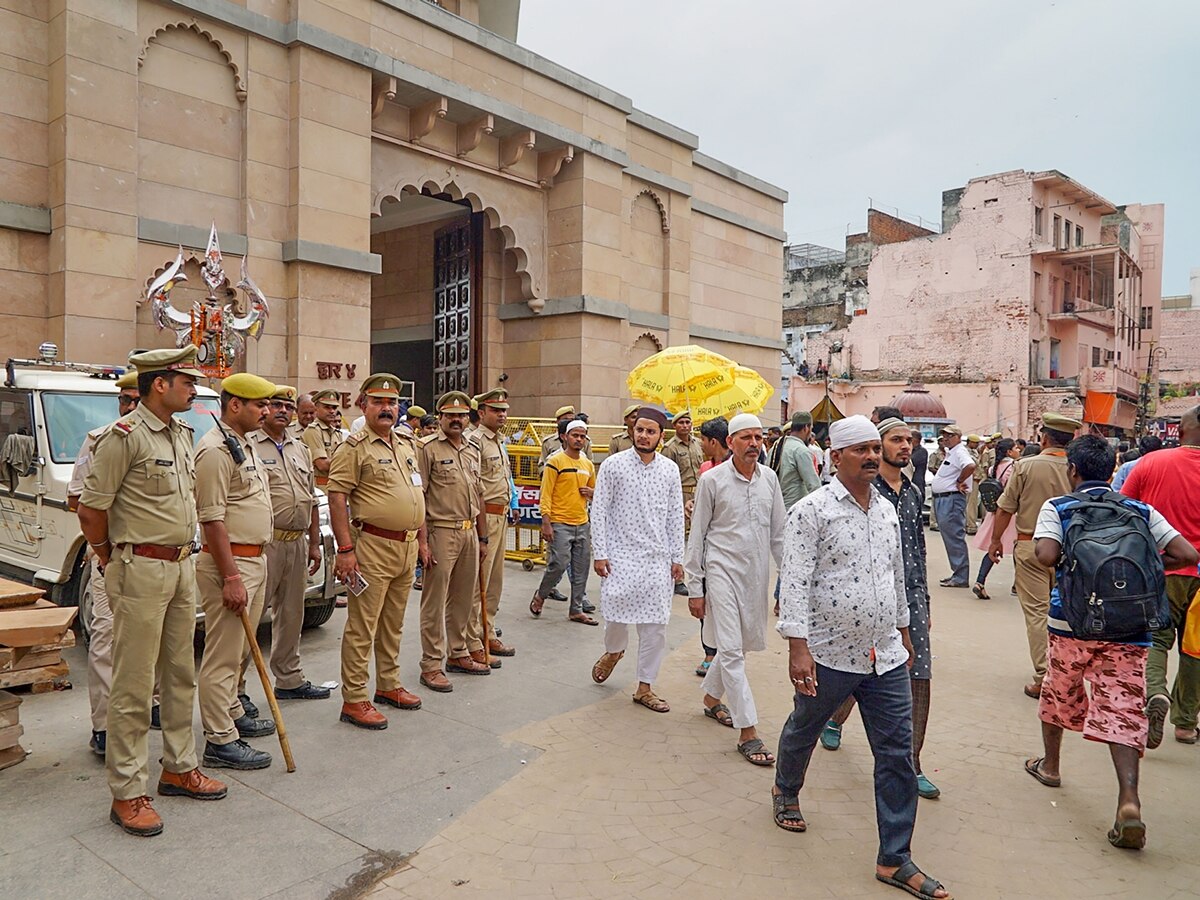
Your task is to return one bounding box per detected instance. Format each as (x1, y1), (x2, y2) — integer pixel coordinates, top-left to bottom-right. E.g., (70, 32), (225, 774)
(518, 0), (1200, 295)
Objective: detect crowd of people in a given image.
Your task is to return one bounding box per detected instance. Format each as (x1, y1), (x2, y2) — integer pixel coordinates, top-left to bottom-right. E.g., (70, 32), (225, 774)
(67, 344), (1200, 898)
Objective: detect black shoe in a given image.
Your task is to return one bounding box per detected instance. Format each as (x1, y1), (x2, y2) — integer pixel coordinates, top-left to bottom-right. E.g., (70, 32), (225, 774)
(90, 730), (106, 757)
(548, 589), (568, 602)
(150, 704), (161, 730)
(673, 583), (689, 596)
(495, 625), (503, 638)
(274, 681), (331, 701)
(237, 693), (259, 719)
(203, 739), (271, 770)
(582, 601), (596, 614)
(234, 714), (276, 738)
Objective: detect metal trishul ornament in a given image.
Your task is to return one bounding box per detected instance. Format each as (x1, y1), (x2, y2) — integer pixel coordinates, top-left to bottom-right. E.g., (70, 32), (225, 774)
(141, 223), (269, 378)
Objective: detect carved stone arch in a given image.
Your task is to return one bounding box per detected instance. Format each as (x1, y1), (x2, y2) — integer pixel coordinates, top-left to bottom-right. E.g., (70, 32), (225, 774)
(372, 170), (545, 312)
(139, 22), (247, 102)
(633, 188), (670, 234)
(633, 331), (664, 352)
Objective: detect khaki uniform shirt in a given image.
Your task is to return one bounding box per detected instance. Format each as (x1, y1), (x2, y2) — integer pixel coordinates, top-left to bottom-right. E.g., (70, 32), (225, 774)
(79, 404), (198, 547)
(475, 425), (511, 507)
(194, 426), (274, 545)
(419, 429), (482, 523)
(995, 448), (1071, 535)
(660, 436), (705, 492)
(326, 427), (425, 532)
(68, 427), (107, 499)
(303, 420), (345, 468)
(977, 448), (995, 482)
(609, 432), (634, 456)
(250, 429), (315, 532)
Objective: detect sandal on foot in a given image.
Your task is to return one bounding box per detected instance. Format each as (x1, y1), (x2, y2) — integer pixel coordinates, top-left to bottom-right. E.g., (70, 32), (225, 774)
(590, 651), (623, 684)
(771, 791), (806, 832)
(632, 690), (670, 713)
(876, 861), (952, 899)
(695, 659), (712, 677)
(569, 613), (599, 626)
(971, 582), (990, 600)
(703, 703), (734, 727)
(737, 737), (775, 766)
(529, 595), (544, 618)
(1175, 726), (1199, 744)
(1024, 756), (1061, 788)
(1107, 818), (1146, 850)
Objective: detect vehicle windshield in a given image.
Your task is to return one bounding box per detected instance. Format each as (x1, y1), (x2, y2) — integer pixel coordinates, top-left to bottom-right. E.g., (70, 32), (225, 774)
(42, 392), (222, 463)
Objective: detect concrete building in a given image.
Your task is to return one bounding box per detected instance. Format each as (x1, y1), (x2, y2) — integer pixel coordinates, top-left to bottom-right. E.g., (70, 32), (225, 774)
(0, 0), (786, 421)
(1158, 269), (1200, 389)
(788, 170), (1164, 437)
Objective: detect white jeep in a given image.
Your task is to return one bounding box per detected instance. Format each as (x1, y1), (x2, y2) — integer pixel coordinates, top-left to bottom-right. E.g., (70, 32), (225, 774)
(0, 351), (343, 641)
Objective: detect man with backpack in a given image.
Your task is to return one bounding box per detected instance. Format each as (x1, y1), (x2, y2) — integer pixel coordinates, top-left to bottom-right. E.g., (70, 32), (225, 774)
(1024, 435), (1197, 850)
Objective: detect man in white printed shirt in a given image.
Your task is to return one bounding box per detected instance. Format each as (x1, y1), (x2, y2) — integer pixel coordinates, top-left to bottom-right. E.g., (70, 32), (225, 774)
(771, 415), (951, 900)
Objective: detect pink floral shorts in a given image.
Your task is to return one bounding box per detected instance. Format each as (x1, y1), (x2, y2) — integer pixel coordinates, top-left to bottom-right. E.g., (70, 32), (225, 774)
(1039, 633), (1148, 753)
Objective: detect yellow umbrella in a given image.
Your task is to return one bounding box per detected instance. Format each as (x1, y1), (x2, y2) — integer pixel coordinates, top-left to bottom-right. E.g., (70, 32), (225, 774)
(690, 367), (775, 421)
(627, 345), (738, 413)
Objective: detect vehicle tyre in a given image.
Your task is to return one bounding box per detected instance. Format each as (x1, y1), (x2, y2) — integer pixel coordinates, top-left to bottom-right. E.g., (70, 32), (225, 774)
(302, 597), (337, 630)
(52, 549), (88, 608)
(522, 559), (534, 571)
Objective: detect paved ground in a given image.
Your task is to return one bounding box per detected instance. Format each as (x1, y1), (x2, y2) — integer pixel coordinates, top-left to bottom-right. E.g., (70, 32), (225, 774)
(2, 537), (1199, 899)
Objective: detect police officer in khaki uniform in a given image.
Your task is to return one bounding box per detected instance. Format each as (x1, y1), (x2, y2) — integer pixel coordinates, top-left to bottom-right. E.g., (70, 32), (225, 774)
(78, 346), (227, 837)
(467, 389), (518, 664)
(988, 412), (1078, 698)
(249, 385), (327, 700)
(964, 434), (983, 533)
(304, 389), (346, 486)
(195, 373), (277, 771)
(609, 404), (639, 456)
(328, 374), (427, 729)
(418, 391), (487, 691)
(404, 404), (427, 435)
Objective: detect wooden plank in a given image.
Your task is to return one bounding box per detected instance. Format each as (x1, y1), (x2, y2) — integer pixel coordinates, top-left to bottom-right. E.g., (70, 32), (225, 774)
(3, 650), (62, 673)
(0, 661), (70, 690)
(0, 630), (75, 668)
(0, 576), (43, 609)
(0, 607), (77, 648)
(0, 722), (23, 749)
(0, 744), (28, 770)
(0, 689), (20, 711)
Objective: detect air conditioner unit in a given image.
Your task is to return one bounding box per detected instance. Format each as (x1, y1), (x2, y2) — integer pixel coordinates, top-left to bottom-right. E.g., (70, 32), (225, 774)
(1103, 350), (1115, 363)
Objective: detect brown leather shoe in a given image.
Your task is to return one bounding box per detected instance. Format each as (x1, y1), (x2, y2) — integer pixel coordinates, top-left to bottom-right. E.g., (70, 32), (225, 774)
(488, 638), (516, 657)
(447, 655), (491, 675)
(470, 648), (502, 670)
(339, 701), (388, 730)
(110, 796), (164, 836)
(420, 670), (454, 692)
(374, 687), (422, 710)
(158, 768), (228, 800)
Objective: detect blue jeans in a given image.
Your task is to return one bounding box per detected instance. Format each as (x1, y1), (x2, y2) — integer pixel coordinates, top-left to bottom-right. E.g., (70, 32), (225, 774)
(975, 552), (993, 585)
(775, 662), (917, 868)
(933, 493), (969, 584)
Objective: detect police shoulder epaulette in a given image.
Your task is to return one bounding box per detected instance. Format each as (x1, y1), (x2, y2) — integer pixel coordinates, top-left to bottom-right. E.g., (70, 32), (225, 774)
(419, 433), (439, 446)
(112, 417), (139, 435)
(467, 433), (482, 449)
(176, 417), (195, 432)
(345, 430), (368, 446)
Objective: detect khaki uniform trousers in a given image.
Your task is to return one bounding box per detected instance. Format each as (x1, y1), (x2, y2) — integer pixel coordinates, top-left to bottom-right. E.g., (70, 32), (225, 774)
(197, 553), (267, 746)
(420, 527), (478, 672)
(263, 539), (309, 690)
(468, 513), (507, 652)
(340, 531), (417, 703)
(966, 482), (981, 532)
(1013, 541), (1052, 681)
(105, 551), (198, 800)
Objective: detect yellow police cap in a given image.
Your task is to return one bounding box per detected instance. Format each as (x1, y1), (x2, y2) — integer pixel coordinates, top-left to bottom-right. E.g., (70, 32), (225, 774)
(437, 391), (473, 414)
(622, 404), (640, 419)
(220, 373), (276, 400)
(271, 385), (297, 402)
(475, 389), (510, 410)
(1042, 412), (1082, 432)
(554, 405), (575, 418)
(361, 373), (401, 398)
(991, 432), (1002, 440)
(129, 345), (204, 378)
(406, 405), (426, 418)
(115, 368), (138, 389)
(312, 389), (341, 407)
(966, 434), (981, 442)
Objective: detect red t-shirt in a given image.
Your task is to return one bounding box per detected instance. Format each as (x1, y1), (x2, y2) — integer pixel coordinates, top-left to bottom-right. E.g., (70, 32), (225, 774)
(1121, 446), (1200, 576)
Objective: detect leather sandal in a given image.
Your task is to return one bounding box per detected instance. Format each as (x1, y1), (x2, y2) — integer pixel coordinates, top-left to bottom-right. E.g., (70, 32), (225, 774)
(591, 651), (623, 683)
(529, 594), (544, 617)
(569, 613), (599, 626)
(632, 690), (670, 713)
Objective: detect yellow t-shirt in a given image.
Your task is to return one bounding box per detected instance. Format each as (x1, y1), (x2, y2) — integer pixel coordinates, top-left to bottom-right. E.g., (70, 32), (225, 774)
(539, 450), (595, 526)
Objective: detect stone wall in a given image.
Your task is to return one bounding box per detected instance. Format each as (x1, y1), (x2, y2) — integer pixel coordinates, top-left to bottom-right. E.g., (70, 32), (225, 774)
(1160, 306), (1200, 385)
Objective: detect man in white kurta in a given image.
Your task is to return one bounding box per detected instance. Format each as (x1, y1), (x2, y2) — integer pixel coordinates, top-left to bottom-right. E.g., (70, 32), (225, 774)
(685, 414), (786, 765)
(590, 408), (685, 712)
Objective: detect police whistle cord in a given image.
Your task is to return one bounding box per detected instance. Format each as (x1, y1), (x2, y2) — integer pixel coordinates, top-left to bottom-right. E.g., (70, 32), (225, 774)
(241, 608), (297, 773)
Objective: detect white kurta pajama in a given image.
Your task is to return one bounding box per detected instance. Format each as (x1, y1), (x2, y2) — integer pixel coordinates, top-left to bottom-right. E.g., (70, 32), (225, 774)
(685, 461), (786, 728)
(591, 449), (685, 683)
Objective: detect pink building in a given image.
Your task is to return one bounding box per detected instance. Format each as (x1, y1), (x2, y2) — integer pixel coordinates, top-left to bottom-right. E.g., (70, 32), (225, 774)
(791, 170), (1164, 437)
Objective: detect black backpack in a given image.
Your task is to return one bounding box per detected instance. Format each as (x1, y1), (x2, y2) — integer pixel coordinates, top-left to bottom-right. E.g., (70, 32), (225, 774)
(978, 477), (1004, 512)
(1054, 490), (1168, 640)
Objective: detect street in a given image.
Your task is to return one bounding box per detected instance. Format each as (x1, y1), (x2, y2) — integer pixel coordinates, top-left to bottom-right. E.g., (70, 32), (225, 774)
(2, 541), (1198, 899)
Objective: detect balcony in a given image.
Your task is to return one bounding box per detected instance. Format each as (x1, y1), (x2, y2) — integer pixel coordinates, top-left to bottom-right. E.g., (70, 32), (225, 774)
(1047, 299), (1115, 329)
(1082, 365), (1139, 400)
